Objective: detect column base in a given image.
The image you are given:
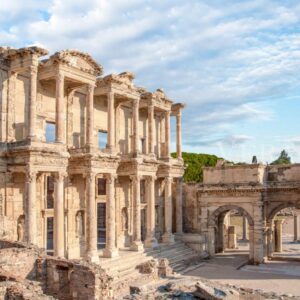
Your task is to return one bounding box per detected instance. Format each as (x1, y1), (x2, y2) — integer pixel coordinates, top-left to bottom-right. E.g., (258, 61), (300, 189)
(162, 233), (175, 244)
(130, 240), (144, 251)
(144, 237), (158, 248)
(85, 251), (99, 263)
(103, 248), (119, 258)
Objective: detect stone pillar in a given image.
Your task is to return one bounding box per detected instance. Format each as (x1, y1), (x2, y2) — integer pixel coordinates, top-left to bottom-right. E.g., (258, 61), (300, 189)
(176, 177), (183, 234)
(28, 64), (38, 140)
(26, 169), (37, 244)
(145, 176), (158, 248)
(176, 111), (182, 159)
(132, 98), (140, 155)
(103, 174), (118, 257)
(130, 175), (143, 251)
(242, 215), (248, 241)
(54, 172), (65, 257)
(164, 111), (170, 157)
(207, 226), (215, 257)
(157, 115), (161, 157)
(274, 219), (283, 252)
(266, 224), (273, 257)
(148, 104), (155, 156)
(86, 173), (99, 262)
(294, 215), (298, 242)
(86, 84), (94, 147)
(56, 72), (65, 143)
(228, 226), (237, 249)
(107, 91), (115, 151)
(253, 203), (264, 264)
(162, 177), (174, 244)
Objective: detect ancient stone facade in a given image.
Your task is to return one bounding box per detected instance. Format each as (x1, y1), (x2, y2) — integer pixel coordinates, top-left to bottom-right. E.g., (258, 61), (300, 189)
(198, 163), (300, 264)
(0, 46), (184, 262)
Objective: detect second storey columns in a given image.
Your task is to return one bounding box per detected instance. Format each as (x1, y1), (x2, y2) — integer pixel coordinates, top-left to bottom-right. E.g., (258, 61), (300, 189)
(86, 84), (95, 147)
(107, 91), (116, 151)
(55, 71), (65, 143)
(133, 98), (140, 155)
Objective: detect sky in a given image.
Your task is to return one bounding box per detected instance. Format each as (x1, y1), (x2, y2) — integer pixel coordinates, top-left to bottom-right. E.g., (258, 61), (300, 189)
(1, 0), (300, 163)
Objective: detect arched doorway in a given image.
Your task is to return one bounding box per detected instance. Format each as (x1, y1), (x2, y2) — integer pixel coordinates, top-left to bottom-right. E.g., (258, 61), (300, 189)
(267, 202), (300, 259)
(208, 205), (254, 262)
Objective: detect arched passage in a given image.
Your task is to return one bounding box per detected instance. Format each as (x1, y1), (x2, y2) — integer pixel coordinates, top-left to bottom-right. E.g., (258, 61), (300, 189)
(207, 205), (254, 262)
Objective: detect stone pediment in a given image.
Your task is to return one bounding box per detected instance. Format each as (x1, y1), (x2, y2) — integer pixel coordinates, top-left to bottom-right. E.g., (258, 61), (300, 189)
(98, 71), (136, 90)
(47, 50), (103, 76)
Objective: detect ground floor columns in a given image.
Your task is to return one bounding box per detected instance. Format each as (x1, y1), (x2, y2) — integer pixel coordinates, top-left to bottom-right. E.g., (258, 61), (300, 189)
(131, 175), (144, 251)
(242, 215), (248, 241)
(294, 214), (298, 242)
(86, 173), (99, 262)
(103, 174), (118, 258)
(54, 172), (66, 257)
(162, 176), (174, 244)
(145, 176), (158, 248)
(207, 226), (215, 257)
(26, 169), (37, 244)
(274, 219), (283, 252)
(176, 177), (183, 234)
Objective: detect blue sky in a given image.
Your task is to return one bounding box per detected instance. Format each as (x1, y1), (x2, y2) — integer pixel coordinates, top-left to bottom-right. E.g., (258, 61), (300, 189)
(1, 0), (300, 163)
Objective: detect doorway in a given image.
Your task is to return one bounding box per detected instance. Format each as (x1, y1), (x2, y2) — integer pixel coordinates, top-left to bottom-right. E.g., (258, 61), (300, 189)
(97, 203), (106, 249)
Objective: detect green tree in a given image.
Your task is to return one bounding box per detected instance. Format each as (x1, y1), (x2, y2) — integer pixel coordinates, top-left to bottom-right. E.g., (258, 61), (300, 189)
(271, 150), (291, 165)
(171, 152), (221, 182)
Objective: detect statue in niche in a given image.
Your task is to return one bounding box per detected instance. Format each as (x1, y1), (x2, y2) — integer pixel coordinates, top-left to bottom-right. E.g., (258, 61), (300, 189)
(17, 215), (25, 242)
(121, 208), (128, 231)
(76, 211), (84, 238)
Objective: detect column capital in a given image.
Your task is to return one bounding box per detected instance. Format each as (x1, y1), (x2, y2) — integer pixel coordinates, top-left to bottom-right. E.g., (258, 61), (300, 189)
(145, 175), (156, 183)
(164, 176), (173, 184)
(130, 175), (141, 183)
(56, 72), (64, 82)
(29, 64), (38, 75)
(105, 173), (117, 183)
(87, 83), (95, 93)
(55, 171), (68, 182)
(26, 170), (37, 183)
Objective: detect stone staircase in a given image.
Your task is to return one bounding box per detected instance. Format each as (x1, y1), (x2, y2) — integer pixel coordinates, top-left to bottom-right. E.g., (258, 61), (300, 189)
(98, 241), (199, 289)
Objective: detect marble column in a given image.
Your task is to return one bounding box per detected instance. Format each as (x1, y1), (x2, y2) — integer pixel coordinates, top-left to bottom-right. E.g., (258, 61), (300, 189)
(54, 172), (65, 257)
(162, 176), (174, 244)
(132, 98), (140, 155)
(148, 104), (155, 156)
(28, 64), (38, 140)
(242, 215), (248, 241)
(103, 174), (118, 257)
(26, 169), (37, 244)
(294, 215), (298, 242)
(85, 173), (99, 262)
(176, 177), (183, 234)
(176, 111), (182, 159)
(145, 176), (158, 248)
(274, 219), (283, 252)
(164, 111), (170, 157)
(107, 91), (115, 151)
(86, 84), (94, 147)
(207, 226), (216, 257)
(55, 72), (65, 143)
(130, 175), (143, 251)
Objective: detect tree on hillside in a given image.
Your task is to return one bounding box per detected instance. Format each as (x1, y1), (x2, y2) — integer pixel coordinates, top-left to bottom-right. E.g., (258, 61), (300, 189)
(252, 155), (258, 164)
(171, 152), (220, 182)
(271, 150), (291, 165)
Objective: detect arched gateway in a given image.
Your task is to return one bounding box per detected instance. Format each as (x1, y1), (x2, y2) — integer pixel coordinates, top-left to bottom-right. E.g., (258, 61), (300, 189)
(198, 163), (300, 264)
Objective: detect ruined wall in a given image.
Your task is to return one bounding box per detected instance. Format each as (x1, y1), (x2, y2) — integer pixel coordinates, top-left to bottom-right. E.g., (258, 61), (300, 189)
(267, 164), (300, 182)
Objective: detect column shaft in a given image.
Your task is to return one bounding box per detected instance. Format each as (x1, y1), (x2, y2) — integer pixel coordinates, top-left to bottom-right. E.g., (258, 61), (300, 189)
(148, 104), (155, 155)
(86, 173), (99, 262)
(130, 175), (143, 251)
(176, 111), (182, 159)
(26, 170), (37, 244)
(145, 176), (157, 248)
(103, 174), (118, 257)
(56, 72), (65, 143)
(274, 219), (283, 252)
(162, 177), (174, 243)
(107, 91), (115, 150)
(242, 215), (248, 240)
(176, 178), (183, 234)
(54, 173), (65, 257)
(86, 84), (94, 147)
(133, 99), (140, 155)
(165, 111), (170, 157)
(294, 215), (298, 242)
(28, 65), (38, 139)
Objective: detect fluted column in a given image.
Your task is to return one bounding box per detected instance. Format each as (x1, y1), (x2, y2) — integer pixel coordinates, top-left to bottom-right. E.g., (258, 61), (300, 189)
(55, 72), (65, 143)
(162, 176), (174, 243)
(103, 174), (118, 257)
(165, 111), (170, 157)
(294, 214), (298, 242)
(130, 175), (144, 251)
(28, 64), (38, 140)
(86, 84), (95, 147)
(176, 111), (182, 159)
(85, 173), (99, 262)
(148, 104), (155, 156)
(26, 169), (37, 244)
(107, 91), (115, 151)
(145, 176), (158, 248)
(176, 177), (183, 234)
(133, 98), (140, 155)
(54, 172), (66, 257)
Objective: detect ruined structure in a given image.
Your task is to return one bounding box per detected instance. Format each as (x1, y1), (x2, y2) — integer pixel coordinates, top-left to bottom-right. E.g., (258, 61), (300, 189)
(198, 163), (300, 264)
(0, 46), (185, 262)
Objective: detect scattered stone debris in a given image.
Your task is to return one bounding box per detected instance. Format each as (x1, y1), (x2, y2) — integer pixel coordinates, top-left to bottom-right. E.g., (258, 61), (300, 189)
(157, 258), (173, 277)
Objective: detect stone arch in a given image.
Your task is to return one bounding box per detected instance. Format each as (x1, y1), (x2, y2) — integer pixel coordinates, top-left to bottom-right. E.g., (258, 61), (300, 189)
(208, 204), (254, 227)
(267, 201), (300, 222)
